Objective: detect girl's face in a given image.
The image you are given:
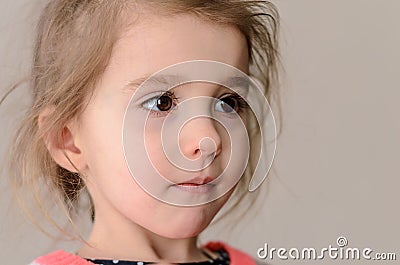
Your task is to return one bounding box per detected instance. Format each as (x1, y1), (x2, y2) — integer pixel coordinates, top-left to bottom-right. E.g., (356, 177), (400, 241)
(74, 13), (249, 238)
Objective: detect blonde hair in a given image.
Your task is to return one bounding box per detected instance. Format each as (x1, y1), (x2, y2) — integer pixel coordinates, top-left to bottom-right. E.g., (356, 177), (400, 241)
(4, 0), (280, 240)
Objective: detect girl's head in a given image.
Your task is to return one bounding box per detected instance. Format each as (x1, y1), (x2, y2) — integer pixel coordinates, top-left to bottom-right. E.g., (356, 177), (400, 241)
(8, 0), (279, 240)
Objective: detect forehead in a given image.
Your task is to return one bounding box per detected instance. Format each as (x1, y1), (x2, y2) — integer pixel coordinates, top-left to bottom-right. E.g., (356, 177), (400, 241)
(107, 12), (249, 81)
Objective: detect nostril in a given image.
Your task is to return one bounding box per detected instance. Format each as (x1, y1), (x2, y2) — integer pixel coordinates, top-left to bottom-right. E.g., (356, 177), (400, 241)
(193, 148), (201, 157)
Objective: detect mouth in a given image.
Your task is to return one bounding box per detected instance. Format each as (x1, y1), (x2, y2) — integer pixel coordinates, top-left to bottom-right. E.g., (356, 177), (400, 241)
(173, 176), (215, 193)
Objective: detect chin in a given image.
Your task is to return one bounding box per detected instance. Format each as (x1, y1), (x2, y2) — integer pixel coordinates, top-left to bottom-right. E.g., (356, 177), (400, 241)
(156, 207), (215, 239)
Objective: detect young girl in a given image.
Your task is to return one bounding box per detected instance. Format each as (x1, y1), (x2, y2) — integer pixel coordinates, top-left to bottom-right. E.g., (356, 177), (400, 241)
(4, 0), (280, 264)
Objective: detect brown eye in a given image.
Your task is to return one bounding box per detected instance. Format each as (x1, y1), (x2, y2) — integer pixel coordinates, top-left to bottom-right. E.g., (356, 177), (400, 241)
(215, 94), (248, 114)
(221, 97), (237, 112)
(156, 94), (174, 111)
(142, 92), (177, 113)
(215, 96), (237, 113)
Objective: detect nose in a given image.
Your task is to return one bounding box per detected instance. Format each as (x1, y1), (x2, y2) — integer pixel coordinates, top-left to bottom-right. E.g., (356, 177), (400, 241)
(179, 117), (222, 162)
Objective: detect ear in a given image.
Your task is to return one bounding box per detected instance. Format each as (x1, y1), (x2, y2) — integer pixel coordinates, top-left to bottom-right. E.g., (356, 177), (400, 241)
(38, 107), (86, 173)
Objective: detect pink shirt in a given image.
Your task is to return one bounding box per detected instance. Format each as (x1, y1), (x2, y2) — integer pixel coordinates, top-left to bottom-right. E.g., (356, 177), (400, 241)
(30, 241), (256, 265)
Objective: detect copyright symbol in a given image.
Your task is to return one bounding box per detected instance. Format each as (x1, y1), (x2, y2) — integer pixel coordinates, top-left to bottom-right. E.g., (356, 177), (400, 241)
(336, 236), (348, 247)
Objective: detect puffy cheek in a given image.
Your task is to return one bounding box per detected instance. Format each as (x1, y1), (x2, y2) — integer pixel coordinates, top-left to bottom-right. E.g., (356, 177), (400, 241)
(80, 109), (236, 238)
(144, 129), (175, 180)
(81, 124), (132, 201)
(79, 110), (123, 171)
(88, 156), (235, 239)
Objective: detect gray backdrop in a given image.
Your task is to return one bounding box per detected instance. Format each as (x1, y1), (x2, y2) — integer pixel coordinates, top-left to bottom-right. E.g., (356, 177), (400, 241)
(1, 0), (399, 264)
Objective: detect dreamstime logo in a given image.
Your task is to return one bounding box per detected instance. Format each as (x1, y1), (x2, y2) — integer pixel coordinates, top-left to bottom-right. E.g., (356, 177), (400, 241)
(122, 60), (277, 206)
(257, 236), (397, 261)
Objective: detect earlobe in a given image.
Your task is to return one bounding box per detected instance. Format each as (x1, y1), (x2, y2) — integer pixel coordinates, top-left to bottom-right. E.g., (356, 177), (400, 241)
(38, 107), (86, 173)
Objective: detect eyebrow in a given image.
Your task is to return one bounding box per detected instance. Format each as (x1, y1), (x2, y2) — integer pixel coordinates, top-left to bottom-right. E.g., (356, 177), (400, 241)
(224, 76), (250, 90)
(125, 74), (185, 91)
(124, 74), (250, 92)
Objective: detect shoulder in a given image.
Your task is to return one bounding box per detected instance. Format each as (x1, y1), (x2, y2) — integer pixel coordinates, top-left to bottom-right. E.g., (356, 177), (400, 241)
(203, 241), (262, 265)
(29, 250), (94, 265)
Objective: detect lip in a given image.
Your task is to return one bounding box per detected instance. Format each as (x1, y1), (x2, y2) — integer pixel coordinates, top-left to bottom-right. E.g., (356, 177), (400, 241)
(178, 176), (214, 185)
(173, 183), (215, 193)
(173, 176), (215, 193)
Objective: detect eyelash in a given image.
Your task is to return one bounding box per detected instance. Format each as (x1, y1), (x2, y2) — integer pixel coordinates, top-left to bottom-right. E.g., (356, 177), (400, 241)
(141, 91), (249, 117)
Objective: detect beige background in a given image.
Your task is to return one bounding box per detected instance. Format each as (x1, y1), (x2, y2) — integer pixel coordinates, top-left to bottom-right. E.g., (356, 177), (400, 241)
(1, 0), (399, 264)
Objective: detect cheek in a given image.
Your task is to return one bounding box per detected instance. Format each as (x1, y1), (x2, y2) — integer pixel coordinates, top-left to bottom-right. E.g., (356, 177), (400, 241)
(78, 101), (132, 191)
(217, 124), (232, 165)
(144, 128), (166, 180)
(144, 119), (178, 181)
(82, 129), (122, 176)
